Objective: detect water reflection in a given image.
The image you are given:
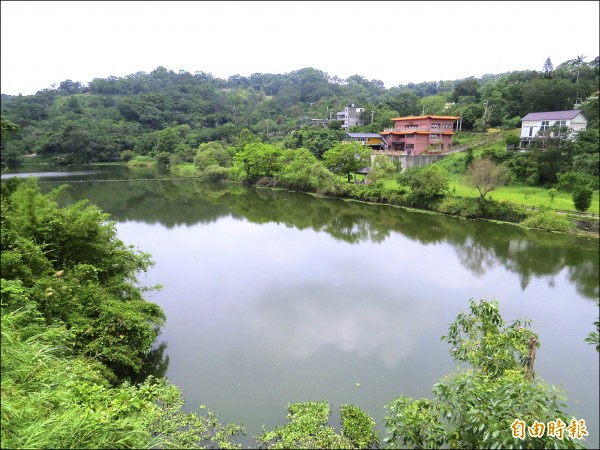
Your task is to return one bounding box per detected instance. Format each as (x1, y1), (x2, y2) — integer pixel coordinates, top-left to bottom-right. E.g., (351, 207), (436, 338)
(42, 175), (598, 302)
(246, 282), (443, 368)
(0, 170), (106, 179)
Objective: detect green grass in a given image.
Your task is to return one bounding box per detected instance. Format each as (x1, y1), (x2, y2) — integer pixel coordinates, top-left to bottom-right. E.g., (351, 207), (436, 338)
(170, 162), (202, 177)
(446, 174), (599, 214)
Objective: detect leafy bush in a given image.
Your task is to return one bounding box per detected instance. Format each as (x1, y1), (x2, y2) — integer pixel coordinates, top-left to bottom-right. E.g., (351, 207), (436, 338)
(555, 171), (596, 191)
(384, 299), (585, 450)
(256, 401), (378, 449)
(156, 151), (171, 165)
(1, 178), (165, 381)
(480, 199), (529, 222)
(203, 164), (231, 181)
(437, 196), (482, 218)
(398, 165), (449, 204)
(340, 404), (380, 448)
(572, 186), (593, 212)
(347, 183), (408, 205)
(520, 210), (576, 232)
(120, 149), (136, 161)
(128, 155), (156, 166)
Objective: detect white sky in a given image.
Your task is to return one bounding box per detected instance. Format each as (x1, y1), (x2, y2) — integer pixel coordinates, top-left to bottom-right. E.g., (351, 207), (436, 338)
(1, 1), (599, 96)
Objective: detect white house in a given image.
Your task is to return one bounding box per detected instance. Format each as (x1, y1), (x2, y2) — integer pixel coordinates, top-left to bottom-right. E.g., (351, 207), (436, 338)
(520, 110), (587, 147)
(336, 104), (364, 129)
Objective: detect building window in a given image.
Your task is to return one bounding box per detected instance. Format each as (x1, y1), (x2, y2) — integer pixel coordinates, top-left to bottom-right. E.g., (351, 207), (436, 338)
(430, 134), (441, 139)
(431, 123), (440, 129)
(405, 124), (418, 130)
(540, 120), (550, 131)
(442, 123), (453, 129)
(406, 134), (415, 139)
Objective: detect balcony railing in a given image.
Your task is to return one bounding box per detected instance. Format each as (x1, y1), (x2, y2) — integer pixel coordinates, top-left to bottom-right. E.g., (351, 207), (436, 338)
(383, 126), (454, 132)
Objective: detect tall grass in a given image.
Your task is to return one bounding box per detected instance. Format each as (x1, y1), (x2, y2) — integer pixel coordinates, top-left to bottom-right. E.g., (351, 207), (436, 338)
(1, 308), (150, 449)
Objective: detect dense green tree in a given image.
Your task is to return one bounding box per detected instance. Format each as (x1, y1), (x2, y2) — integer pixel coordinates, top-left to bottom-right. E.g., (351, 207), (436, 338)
(277, 148), (335, 191)
(154, 127), (181, 154)
(571, 128), (600, 177)
(384, 91), (421, 116)
(287, 126), (345, 159)
(420, 93), (451, 115)
(452, 77), (482, 103)
(572, 186), (593, 212)
(194, 141), (232, 170)
(521, 78), (578, 112)
(1, 116), (22, 169)
(367, 154), (398, 184)
(397, 164), (450, 202)
(322, 142), (372, 183)
(503, 152), (539, 185)
(233, 142), (284, 182)
(457, 103), (485, 130)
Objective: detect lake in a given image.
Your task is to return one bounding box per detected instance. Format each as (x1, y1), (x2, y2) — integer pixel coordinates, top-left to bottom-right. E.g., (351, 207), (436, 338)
(3, 164), (599, 448)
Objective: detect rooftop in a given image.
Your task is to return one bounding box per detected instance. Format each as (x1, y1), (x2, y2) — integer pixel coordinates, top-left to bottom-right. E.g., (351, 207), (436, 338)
(390, 115), (460, 121)
(346, 133), (383, 138)
(521, 110), (584, 121)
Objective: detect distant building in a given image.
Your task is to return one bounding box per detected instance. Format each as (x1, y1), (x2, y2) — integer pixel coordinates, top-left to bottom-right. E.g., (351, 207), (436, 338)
(520, 110), (587, 147)
(336, 104), (364, 129)
(378, 115), (459, 155)
(343, 132), (388, 151)
(308, 118), (330, 127)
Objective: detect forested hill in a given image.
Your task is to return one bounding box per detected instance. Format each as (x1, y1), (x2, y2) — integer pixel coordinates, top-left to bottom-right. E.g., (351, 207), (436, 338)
(1, 56), (598, 168)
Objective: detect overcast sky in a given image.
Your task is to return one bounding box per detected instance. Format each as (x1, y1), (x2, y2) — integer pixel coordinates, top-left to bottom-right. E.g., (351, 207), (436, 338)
(1, 1), (599, 95)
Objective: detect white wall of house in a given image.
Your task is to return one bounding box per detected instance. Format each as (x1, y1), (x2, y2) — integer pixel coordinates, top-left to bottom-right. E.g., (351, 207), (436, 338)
(520, 113), (588, 139)
(336, 105), (364, 129)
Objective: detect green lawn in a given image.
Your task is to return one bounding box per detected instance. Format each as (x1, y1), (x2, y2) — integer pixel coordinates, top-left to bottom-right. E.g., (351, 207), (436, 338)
(446, 174), (599, 214)
(376, 175), (599, 215)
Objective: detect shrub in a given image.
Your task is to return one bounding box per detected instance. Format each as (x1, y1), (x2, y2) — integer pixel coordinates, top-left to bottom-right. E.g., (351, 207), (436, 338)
(520, 210), (575, 232)
(481, 199), (529, 223)
(256, 401), (378, 449)
(128, 155), (156, 166)
(203, 164), (231, 181)
(120, 150), (135, 162)
(437, 197), (482, 218)
(572, 186), (593, 212)
(555, 171), (596, 191)
(155, 152), (171, 165)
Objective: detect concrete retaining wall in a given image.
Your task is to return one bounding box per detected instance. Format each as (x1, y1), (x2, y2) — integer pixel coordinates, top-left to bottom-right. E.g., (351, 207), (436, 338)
(372, 154), (447, 172)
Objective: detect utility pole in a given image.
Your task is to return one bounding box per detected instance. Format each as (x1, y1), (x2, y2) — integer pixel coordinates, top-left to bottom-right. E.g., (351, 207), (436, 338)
(371, 110), (374, 124)
(482, 100), (489, 125)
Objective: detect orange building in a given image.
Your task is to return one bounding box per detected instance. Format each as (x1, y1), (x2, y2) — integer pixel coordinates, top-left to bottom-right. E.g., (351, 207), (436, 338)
(379, 115), (459, 155)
